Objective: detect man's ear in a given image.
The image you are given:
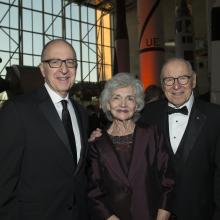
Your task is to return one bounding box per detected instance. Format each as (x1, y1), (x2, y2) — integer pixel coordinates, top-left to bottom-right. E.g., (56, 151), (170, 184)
(39, 63), (45, 78)
(192, 72), (197, 89)
(160, 75), (165, 91)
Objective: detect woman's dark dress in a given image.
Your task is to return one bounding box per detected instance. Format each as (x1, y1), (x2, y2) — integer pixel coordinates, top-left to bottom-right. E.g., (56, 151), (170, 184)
(87, 125), (175, 220)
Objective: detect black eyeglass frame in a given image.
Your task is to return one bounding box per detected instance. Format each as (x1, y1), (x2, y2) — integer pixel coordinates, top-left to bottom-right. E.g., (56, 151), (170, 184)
(162, 75), (192, 86)
(42, 59), (78, 68)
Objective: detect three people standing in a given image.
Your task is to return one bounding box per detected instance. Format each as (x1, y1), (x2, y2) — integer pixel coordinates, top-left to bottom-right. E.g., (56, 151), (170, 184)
(1, 37), (219, 220)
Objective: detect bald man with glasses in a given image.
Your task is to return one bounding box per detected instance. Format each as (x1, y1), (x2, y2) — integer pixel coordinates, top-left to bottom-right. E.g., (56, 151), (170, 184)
(138, 58), (220, 220)
(0, 39), (89, 220)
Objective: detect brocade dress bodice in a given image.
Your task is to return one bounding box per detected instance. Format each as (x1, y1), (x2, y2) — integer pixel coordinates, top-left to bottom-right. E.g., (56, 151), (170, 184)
(108, 133), (133, 176)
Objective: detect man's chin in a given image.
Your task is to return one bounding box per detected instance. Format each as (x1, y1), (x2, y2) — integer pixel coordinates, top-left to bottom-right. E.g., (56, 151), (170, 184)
(173, 102), (185, 108)
(169, 99), (185, 107)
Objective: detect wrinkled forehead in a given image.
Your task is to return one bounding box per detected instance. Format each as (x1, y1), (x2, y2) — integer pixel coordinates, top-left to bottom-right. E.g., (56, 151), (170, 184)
(162, 60), (191, 78)
(112, 86), (135, 95)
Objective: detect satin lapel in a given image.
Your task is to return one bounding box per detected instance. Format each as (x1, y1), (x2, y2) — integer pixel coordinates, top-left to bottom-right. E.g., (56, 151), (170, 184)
(70, 100), (86, 174)
(163, 105), (175, 157)
(37, 90), (72, 156)
(98, 132), (129, 185)
(128, 127), (148, 181)
(181, 103), (206, 162)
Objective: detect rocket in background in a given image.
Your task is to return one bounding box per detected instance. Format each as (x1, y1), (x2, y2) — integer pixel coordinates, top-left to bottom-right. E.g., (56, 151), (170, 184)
(137, 0), (164, 89)
(209, 0), (220, 104)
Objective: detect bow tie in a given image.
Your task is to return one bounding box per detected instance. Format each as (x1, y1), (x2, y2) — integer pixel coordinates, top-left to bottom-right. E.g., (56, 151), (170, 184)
(167, 106), (188, 115)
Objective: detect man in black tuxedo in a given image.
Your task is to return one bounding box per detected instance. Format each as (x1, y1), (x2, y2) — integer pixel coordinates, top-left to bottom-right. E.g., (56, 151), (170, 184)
(138, 58), (220, 220)
(0, 39), (89, 220)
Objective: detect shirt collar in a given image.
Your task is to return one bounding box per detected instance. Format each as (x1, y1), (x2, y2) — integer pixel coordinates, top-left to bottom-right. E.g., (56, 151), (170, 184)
(44, 83), (69, 105)
(168, 92), (194, 114)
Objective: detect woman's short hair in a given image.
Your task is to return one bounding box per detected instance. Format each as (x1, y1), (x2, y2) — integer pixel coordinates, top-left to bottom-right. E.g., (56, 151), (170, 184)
(100, 72), (145, 121)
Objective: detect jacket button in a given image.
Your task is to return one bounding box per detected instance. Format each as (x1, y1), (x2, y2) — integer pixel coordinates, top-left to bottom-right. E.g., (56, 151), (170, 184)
(175, 153), (181, 159)
(67, 205), (73, 210)
(73, 195), (76, 205)
(123, 186), (130, 193)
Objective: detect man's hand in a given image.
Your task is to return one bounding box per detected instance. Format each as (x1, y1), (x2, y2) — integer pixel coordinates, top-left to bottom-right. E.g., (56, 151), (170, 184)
(156, 209), (170, 220)
(88, 128), (102, 142)
(107, 215), (120, 220)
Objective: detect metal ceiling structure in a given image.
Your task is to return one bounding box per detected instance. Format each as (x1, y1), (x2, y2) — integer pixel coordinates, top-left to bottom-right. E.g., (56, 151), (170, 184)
(65, 0), (114, 11)
(65, 0), (136, 12)
(0, 0), (129, 103)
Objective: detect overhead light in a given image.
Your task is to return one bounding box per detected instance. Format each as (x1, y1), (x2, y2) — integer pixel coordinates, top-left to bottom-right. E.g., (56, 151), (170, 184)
(165, 41), (175, 47)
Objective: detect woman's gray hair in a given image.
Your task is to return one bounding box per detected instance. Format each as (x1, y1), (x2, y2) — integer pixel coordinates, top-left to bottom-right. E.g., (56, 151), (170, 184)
(100, 72), (145, 122)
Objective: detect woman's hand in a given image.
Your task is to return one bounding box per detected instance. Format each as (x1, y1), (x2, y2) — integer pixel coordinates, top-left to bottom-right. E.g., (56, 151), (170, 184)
(88, 128), (102, 142)
(156, 209), (170, 220)
(107, 214), (120, 220)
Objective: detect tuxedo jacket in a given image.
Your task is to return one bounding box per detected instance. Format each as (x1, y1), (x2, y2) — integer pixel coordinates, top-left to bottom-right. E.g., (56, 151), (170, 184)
(87, 125), (175, 220)
(138, 99), (220, 220)
(0, 86), (89, 220)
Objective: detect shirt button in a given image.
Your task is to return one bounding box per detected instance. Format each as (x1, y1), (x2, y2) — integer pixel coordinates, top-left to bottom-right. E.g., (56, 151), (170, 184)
(67, 205), (73, 210)
(73, 195), (76, 205)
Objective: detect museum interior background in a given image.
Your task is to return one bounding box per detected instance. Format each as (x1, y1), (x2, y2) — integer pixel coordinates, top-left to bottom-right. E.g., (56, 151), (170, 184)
(0, 0), (219, 104)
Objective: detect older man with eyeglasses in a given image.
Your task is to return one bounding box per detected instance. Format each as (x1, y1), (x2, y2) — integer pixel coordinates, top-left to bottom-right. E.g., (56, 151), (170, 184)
(0, 39), (89, 220)
(138, 57), (220, 220)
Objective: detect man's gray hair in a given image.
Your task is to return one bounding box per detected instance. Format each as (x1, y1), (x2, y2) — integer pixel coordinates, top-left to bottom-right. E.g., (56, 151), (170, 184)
(100, 72), (145, 121)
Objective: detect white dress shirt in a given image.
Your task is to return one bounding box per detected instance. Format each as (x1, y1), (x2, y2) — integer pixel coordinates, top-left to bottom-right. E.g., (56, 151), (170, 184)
(168, 93), (194, 154)
(44, 83), (81, 162)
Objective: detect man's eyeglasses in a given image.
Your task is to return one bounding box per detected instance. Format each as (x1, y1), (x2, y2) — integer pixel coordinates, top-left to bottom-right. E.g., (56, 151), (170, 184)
(42, 59), (78, 68)
(162, 75), (192, 86)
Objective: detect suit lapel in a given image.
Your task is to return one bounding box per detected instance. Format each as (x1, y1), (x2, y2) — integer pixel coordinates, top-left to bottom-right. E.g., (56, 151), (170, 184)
(70, 99), (87, 174)
(162, 104), (175, 156)
(181, 102), (206, 162)
(128, 126), (147, 181)
(37, 87), (73, 156)
(98, 132), (129, 185)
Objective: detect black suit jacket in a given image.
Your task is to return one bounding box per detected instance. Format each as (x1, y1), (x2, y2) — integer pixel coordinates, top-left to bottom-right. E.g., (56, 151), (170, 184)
(0, 86), (89, 220)
(138, 99), (220, 220)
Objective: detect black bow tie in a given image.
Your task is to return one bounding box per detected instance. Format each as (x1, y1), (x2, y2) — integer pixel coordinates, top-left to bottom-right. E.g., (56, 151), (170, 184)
(167, 106), (188, 115)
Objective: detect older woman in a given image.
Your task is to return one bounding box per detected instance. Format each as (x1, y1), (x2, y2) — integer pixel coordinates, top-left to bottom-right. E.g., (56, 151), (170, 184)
(87, 73), (174, 220)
